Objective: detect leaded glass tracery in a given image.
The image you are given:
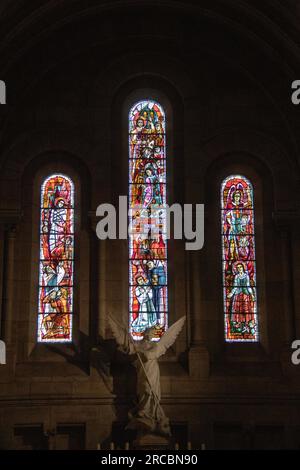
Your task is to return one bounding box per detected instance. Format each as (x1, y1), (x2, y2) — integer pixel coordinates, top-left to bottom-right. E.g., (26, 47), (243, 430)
(37, 174), (74, 342)
(221, 175), (258, 342)
(129, 100), (168, 341)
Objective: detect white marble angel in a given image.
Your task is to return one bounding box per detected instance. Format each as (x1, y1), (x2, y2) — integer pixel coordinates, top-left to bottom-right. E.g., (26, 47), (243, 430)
(108, 315), (185, 437)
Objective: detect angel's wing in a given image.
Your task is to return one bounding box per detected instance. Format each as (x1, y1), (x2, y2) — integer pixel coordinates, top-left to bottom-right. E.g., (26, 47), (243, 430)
(154, 316), (185, 359)
(0, 340), (6, 365)
(107, 314), (135, 354)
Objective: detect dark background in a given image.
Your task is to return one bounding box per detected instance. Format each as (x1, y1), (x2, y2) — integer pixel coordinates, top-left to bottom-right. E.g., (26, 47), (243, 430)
(0, 0), (300, 450)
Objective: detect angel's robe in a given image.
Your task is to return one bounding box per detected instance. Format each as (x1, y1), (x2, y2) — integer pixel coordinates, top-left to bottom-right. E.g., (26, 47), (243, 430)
(135, 344), (161, 408)
(129, 343), (169, 434)
(112, 315), (186, 436)
(123, 336), (169, 434)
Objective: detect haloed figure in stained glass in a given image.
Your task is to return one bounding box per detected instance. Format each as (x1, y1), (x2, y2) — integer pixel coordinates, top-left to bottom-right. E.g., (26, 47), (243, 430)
(222, 175), (258, 342)
(224, 188), (252, 261)
(129, 100), (168, 341)
(48, 197), (68, 254)
(38, 174), (74, 342)
(143, 163), (163, 208)
(227, 262), (256, 337)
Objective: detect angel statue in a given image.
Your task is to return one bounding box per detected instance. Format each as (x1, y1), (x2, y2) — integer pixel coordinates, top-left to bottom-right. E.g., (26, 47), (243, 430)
(108, 315), (185, 437)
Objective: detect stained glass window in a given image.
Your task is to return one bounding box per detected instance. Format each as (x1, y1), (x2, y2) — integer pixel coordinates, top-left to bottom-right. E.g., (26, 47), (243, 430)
(37, 174), (74, 342)
(221, 175), (258, 342)
(129, 100), (168, 341)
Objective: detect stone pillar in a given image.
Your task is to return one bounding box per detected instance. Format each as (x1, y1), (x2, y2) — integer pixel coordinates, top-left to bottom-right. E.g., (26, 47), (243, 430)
(279, 229), (295, 346)
(98, 238), (107, 339)
(291, 225), (300, 340)
(188, 251), (209, 378)
(88, 212), (106, 382)
(2, 224), (17, 345)
(273, 211), (299, 375)
(0, 210), (21, 369)
(273, 212), (297, 344)
(45, 430), (56, 450)
(88, 212), (107, 340)
(0, 225), (5, 338)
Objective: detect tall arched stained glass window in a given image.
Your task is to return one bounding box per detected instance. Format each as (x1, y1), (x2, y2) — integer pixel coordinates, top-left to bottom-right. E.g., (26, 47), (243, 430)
(38, 174), (74, 342)
(129, 100), (168, 341)
(221, 175), (258, 342)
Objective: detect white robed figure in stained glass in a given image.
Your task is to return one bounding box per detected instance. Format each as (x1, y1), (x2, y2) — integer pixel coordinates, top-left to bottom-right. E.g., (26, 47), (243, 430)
(131, 275), (157, 333)
(221, 175), (258, 342)
(129, 100), (168, 341)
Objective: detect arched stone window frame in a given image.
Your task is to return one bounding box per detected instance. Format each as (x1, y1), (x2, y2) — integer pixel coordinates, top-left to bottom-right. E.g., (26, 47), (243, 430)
(204, 154), (271, 356)
(110, 77), (187, 358)
(19, 153), (91, 361)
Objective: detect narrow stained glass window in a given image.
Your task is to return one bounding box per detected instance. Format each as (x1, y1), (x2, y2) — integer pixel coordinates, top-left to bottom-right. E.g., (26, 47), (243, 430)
(38, 174), (74, 342)
(129, 100), (168, 341)
(221, 175), (258, 342)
